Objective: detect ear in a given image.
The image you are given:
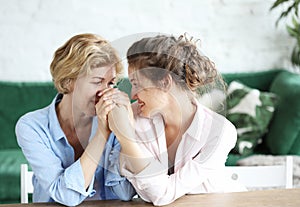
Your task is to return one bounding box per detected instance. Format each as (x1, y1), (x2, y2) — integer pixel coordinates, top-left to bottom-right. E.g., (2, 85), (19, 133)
(66, 79), (75, 93)
(161, 74), (172, 91)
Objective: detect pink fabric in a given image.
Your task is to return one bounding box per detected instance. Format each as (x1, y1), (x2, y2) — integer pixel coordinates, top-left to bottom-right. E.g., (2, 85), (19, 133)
(122, 100), (245, 206)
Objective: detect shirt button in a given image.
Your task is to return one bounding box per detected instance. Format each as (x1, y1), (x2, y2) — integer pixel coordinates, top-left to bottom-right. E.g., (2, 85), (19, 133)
(89, 190), (96, 197)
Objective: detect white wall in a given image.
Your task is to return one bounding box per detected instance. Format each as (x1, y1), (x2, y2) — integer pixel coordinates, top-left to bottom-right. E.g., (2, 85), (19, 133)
(0, 0), (294, 81)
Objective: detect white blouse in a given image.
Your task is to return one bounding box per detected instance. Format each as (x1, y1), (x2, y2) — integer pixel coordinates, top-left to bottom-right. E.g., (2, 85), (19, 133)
(122, 100), (246, 206)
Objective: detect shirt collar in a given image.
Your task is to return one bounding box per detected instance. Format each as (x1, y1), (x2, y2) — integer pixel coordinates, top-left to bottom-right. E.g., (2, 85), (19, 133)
(48, 94), (66, 141)
(48, 94), (98, 142)
(148, 98), (206, 142)
(184, 99), (205, 141)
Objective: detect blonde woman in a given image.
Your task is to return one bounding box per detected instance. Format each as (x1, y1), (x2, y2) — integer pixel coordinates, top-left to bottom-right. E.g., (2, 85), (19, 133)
(110, 34), (245, 206)
(16, 34), (135, 206)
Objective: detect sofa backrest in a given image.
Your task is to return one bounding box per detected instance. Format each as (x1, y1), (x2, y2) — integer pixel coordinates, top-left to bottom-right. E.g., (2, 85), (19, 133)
(0, 69), (289, 151)
(0, 80), (133, 150)
(118, 69), (285, 98)
(222, 69), (283, 91)
(0, 82), (57, 149)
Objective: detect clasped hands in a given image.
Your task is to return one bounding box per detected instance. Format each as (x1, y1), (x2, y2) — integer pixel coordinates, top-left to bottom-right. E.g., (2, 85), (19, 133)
(95, 87), (135, 142)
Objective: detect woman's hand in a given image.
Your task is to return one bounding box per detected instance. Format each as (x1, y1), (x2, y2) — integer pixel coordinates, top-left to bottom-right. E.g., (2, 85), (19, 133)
(100, 88), (134, 125)
(95, 88), (116, 138)
(100, 89), (150, 174)
(95, 88), (133, 138)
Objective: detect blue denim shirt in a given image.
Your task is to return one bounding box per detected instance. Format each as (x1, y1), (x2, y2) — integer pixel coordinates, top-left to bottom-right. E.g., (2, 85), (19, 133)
(16, 94), (136, 206)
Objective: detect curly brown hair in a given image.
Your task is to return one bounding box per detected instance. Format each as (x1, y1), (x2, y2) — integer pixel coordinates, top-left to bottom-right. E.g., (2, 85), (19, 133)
(127, 34), (225, 96)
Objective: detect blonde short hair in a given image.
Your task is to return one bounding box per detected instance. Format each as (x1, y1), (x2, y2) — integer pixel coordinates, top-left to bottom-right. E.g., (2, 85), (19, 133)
(50, 33), (123, 94)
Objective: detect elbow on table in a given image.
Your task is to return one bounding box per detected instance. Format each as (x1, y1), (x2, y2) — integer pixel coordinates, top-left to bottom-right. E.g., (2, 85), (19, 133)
(152, 197), (176, 206)
(116, 189), (136, 201)
(118, 194), (135, 201)
(139, 193), (175, 206)
(51, 194), (85, 207)
(110, 184), (137, 201)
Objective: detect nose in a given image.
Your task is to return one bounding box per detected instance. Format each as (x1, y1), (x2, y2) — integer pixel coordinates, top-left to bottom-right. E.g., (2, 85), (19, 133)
(131, 87), (138, 100)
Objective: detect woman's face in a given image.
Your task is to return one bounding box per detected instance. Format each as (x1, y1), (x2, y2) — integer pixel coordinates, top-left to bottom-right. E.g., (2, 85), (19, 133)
(129, 67), (167, 118)
(72, 66), (117, 117)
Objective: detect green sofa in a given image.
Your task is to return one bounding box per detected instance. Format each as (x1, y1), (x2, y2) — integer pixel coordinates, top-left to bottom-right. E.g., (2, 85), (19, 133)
(223, 69), (300, 165)
(1, 69), (300, 203)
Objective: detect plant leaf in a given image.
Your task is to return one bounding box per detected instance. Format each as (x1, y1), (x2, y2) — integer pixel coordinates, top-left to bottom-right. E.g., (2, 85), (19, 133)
(295, 0), (299, 16)
(287, 25), (299, 37)
(291, 46), (300, 66)
(274, 0), (299, 25)
(270, 0), (290, 11)
(292, 16), (299, 27)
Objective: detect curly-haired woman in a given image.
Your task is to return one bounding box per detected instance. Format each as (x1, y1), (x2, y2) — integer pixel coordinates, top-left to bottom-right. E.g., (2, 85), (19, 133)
(109, 34), (245, 206)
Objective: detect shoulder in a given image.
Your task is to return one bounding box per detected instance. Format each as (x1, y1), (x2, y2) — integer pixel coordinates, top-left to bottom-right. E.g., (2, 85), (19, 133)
(198, 104), (237, 146)
(201, 104), (235, 133)
(16, 106), (50, 130)
(16, 95), (58, 131)
(193, 104), (237, 165)
(15, 104), (52, 147)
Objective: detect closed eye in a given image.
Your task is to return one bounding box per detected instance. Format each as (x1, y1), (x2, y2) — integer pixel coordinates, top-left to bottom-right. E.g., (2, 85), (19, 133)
(92, 80), (103, 85)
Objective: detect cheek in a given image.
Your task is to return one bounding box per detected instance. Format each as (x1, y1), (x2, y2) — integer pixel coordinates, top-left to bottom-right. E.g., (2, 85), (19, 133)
(73, 84), (98, 107)
(143, 91), (159, 106)
(74, 87), (93, 101)
(138, 90), (152, 101)
(83, 83), (98, 96)
(150, 91), (167, 106)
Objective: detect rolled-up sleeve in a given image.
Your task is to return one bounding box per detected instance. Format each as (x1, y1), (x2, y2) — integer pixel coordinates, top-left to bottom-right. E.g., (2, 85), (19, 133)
(63, 159), (96, 197)
(103, 133), (136, 200)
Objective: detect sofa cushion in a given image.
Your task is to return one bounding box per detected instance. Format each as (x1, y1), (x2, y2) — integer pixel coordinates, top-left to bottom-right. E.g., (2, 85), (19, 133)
(0, 149), (28, 203)
(267, 71), (300, 154)
(226, 81), (278, 156)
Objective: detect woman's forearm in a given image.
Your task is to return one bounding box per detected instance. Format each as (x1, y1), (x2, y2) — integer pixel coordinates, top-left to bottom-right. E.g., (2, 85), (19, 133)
(80, 130), (107, 188)
(108, 105), (150, 174)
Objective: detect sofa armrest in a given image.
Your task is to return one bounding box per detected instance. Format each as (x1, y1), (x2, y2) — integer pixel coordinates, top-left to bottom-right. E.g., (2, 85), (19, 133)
(266, 71), (300, 154)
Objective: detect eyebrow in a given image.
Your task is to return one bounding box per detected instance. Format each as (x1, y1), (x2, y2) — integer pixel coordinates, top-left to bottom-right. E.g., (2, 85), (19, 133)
(92, 77), (116, 82)
(92, 77), (104, 80)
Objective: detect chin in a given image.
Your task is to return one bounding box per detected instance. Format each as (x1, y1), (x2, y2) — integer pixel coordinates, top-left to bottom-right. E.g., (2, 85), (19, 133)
(138, 107), (150, 118)
(140, 109), (160, 119)
(140, 111), (150, 118)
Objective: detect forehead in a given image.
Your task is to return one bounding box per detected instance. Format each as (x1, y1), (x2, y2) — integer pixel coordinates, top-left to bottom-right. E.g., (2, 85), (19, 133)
(88, 65), (116, 78)
(128, 65), (136, 76)
(128, 67), (143, 81)
(128, 67), (157, 82)
(129, 70), (158, 89)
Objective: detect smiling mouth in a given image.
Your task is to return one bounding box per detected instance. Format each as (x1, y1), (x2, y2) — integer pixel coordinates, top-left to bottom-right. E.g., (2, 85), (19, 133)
(138, 99), (145, 109)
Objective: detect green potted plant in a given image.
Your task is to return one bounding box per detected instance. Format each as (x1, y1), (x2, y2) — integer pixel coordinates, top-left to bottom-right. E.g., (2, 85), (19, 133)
(270, 0), (300, 66)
